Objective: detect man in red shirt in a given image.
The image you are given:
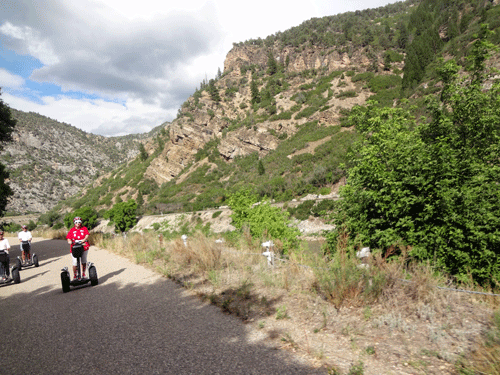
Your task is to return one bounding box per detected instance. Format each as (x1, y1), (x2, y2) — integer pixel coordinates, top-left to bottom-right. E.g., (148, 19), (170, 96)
(66, 217), (90, 280)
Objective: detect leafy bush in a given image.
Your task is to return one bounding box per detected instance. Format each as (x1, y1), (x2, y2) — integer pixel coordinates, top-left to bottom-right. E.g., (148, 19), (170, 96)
(104, 199), (138, 233)
(368, 74), (402, 92)
(294, 106), (318, 120)
(2, 222), (21, 233)
(351, 72), (375, 82)
(336, 90), (357, 99)
(288, 200), (315, 221)
(332, 35), (500, 284)
(39, 210), (61, 227)
(227, 189), (300, 254)
(64, 206), (99, 230)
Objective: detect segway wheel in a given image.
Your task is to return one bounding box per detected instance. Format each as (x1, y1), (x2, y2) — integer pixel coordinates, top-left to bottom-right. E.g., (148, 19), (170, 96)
(12, 268), (21, 284)
(61, 271), (71, 293)
(89, 265), (98, 286)
(33, 254), (39, 267)
(16, 257), (22, 270)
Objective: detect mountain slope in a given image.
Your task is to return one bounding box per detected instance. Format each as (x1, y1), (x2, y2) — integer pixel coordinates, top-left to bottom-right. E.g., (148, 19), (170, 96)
(6, 0), (500, 220)
(0, 110), (158, 213)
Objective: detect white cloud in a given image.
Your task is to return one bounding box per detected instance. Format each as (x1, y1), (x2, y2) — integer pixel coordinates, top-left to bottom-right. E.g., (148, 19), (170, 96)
(0, 0), (401, 136)
(0, 68), (25, 89)
(0, 22), (59, 65)
(3, 92), (169, 136)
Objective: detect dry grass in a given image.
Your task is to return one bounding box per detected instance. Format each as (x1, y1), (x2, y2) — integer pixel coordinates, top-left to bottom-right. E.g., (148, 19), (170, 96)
(33, 227), (68, 240)
(83, 231), (500, 374)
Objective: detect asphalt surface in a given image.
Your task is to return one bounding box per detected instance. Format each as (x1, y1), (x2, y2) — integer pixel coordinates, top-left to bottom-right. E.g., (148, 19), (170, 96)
(0, 239), (325, 375)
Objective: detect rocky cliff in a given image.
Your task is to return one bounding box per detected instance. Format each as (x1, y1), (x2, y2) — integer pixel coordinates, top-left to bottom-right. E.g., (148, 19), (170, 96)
(1, 110), (146, 213)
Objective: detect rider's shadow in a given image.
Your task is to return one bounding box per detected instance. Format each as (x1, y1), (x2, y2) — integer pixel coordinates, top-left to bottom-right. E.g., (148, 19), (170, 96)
(98, 268), (126, 285)
(37, 257), (64, 268)
(20, 270), (50, 283)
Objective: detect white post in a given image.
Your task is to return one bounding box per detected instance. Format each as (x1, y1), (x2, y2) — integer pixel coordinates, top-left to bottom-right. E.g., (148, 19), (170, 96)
(261, 240), (274, 266)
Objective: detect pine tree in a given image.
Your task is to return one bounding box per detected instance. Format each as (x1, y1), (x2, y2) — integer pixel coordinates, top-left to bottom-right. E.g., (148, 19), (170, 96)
(251, 80), (260, 104)
(208, 79), (221, 103)
(267, 52), (278, 76)
(258, 160), (265, 175)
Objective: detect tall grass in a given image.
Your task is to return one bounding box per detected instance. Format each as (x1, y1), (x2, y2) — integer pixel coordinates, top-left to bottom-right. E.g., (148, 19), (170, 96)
(92, 230), (453, 309)
(456, 310), (500, 374)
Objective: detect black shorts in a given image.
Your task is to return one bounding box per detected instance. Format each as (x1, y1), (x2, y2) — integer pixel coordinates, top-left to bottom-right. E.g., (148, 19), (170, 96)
(21, 242), (31, 254)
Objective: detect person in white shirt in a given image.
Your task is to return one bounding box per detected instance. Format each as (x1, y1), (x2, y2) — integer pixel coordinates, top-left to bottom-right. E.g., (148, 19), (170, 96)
(0, 230), (11, 280)
(18, 225), (32, 263)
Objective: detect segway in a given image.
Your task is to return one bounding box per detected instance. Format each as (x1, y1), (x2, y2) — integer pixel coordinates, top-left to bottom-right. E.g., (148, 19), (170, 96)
(60, 242), (98, 293)
(0, 251), (21, 285)
(16, 241), (39, 270)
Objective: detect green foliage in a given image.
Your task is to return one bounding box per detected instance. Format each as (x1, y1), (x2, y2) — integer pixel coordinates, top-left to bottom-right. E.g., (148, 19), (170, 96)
(258, 160), (265, 176)
(207, 79), (221, 103)
(104, 199), (138, 233)
(39, 210), (61, 227)
(0, 163), (12, 217)
(27, 220), (37, 231)
(0, 89), (16, 217)
(287, 200), (315, 221)
(250, 80), (260, 104)
(351, 72), (375, 83)
(333, 35), (500, 284)
(294, 106), (318, 119)
(267, 52), (278, 75)
(368, 75), (401, 93)
(3, 222), (21, 233)
(138, 143), (148, 161)
(0, 89), (15, 148)
(227, 190), (300, 253)
(64, 206), (99, 230)
(336, 90), (357, 99)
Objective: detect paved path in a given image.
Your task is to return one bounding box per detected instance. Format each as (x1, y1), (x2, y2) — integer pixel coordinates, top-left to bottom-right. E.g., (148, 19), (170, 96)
(0, 239), (324, 375)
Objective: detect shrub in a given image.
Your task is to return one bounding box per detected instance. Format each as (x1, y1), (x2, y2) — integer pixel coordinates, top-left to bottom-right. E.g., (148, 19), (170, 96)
(104, 199), (138, 233)
(64, 206), (99, 230)
(227, 189), (300, 254)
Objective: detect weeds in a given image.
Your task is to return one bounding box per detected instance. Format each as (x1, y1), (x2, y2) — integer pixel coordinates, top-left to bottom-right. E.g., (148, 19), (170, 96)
(456, 309), (500, 375)
(276, 305), (290, 320)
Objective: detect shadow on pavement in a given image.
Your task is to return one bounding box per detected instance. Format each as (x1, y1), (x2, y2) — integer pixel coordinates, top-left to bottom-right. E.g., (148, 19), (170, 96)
(0, 261), (326, 375)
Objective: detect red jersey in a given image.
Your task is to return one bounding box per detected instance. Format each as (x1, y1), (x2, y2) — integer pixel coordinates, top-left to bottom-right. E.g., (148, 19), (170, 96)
(66, 226), (90, 252)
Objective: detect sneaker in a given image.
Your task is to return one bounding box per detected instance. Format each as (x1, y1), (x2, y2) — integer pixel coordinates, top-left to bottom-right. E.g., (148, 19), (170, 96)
(74, 274), (79, 280)
(81, 273), (86, 279)
(2, 277), (6, 281)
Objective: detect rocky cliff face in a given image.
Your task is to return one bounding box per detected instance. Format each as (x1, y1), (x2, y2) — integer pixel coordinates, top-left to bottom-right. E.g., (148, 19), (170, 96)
(138, 42), (395, 188)
(1, 110), (142, 213)
(223, 44), (371, 76)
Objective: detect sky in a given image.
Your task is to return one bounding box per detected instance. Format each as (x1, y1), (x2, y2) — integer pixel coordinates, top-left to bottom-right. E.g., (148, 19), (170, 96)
(0, 0), (400, 137)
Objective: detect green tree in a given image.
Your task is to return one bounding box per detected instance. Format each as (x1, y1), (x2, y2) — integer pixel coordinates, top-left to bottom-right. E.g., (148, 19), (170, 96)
(332, 28), (500, 283)
(227, 189), (300, 253)
(105, 199), (137, 233)
(64, 206), (99, 229)
(258, 160), (265, 175)
(138, 143), (148, 161)
(0, 89), (16, 217)
(250, 79), (260, 104)
(267, 51), (278, 76)
(39, 210), (61, 227)
(207, 79), (221, 103)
